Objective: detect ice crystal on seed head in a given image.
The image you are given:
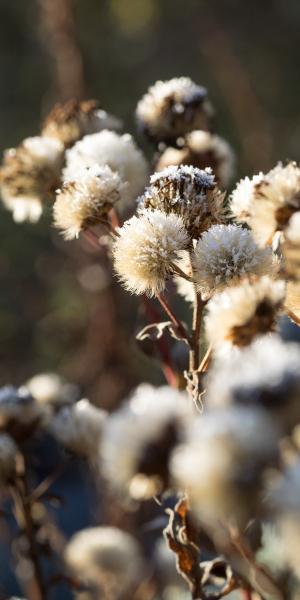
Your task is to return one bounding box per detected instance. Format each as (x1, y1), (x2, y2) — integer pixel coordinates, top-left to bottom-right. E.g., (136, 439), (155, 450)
(100, 384), (191, 499)
(113, 209), (190, 296)
(136, 77), (213, 144)
(0, 136), (64, 222)
(230, 173), (264, 225)
(205, 276), (285, 349)
(50, 399), (107, 458)
(63, 130), (148, 208)
(192, 224), (274, 298)
(156, 130), (235, 188)
(64, 526), (144, 597)
(140, 165), (226, 239)
(53, 164), (123, 240)
(42, 99), (122, 148)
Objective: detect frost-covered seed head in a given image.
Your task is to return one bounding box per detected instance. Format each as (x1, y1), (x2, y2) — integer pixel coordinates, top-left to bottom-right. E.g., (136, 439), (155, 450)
(283, 211), (300, 282)
(63, 130), (148, 208)
(113, 209), (190, 296)
(53, 164), (123, 239)
(140, 165), (226, 239)
(25, 373), (78, 410)
(156, 130), (235, 188)
(193, 224), (274, 298)
(205, 335), (300, 432)
(0, 433), (18, 484)
(205, 276), (285, 348)
(170, 406), (277, 522)
(230, 172), (264, 225)
(100, 384), (192, 499)
(42, 99), (122, 147)
(50, 399), (107, 458)
(64, 526), (144, 597)
(136, 77), (213, 144)
(231, 163), (300, 245)
(0, 136), (64, 222)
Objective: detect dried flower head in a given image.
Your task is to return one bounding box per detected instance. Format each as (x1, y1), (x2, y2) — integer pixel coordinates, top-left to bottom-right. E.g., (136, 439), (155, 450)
(100, 384), (192, 499)
(0, 386), (44, 439)
(63, 130), (148, 207)
(231, 163), (300, 245)
(205, 276), (285, 348)
(0, 136), (64, 222)
(205, 335), (300, 433)
(0, 433), (18, 485)
(156, 130), (235, 188)
(42, 99), (121, 147)
(113, 209), (190, 296)
(283, 211), (300, 282)
(170, 406), (277, 523)
(136, 77), (213, 144)
(140, 165), (226, 238)
(25, 373), (78, 410)
(50, 399), (107, 458)
(64, 526), (144, 598)
(53, 164), (123, 239)
(230, 172), (264, 225)
(193, 224), (274, 298)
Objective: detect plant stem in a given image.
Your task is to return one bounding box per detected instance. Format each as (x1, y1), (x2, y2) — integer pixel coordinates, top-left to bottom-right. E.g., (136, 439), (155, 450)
(12, 464), (46, 600)
(287, 309), (300, 327)
(241, 589), (252, 600)
(156, 293), (191, 344)
(189, 291), (204, 371)
(198, 345), (212, 372)
(170, 262), (195, 282)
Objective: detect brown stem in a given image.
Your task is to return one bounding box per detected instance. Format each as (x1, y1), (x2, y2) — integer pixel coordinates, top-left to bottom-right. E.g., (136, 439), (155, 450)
(156, 293), (191, 344)
(11, 467), (46, 600)
(189, 291), (204, 372)
(287, 308), (300, 327)
(198, 345), (212, 373)
(170, 262), (195, 283)
(109, 206), (121, 232)
(241, 589), (252, 600)
(142, 296), (180, 388)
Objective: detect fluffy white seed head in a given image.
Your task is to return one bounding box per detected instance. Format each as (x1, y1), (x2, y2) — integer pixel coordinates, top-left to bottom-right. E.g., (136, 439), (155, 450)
(100, 384), (192, 499)
(140, 165), (226, 239)
(0, 433), (18, 484)
(50, 399), (107, 458)
(231, 163), (300, 245)
(53, 164), (123, 239)
(156, 131), (235, 188)
(170, 406), (277, 523)
(136, 77), (213, 143)
(25, 373), (77, 409)
(42, 99), (122, 147)
(283, 212), (300, 283)
(192, 224), (274, 298)
(205, 276), (285, 348)
(230, 172), (264, 225)
(0, 136), (64, 222)
(285, 211), (300, 245)
(205, 335), (300, 432)
(113, 209), (190, 296)
(63, 130), (148, 208)
(64, 526), (144, 596)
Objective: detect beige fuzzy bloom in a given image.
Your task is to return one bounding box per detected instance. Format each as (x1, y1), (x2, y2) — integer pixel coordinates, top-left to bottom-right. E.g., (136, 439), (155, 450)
(230, 172), (264, 225)
(136, 77), (213, 143)
(231, 163), (300, 245)
(53, 164), (123, 239)
(113, 209), (190, 296)
(205, 276), (285, 349)
(42, 99), (121, 148)
(0, 136), (64, 222)
(283, 211), (300, 282)
(50, 399), (107, 459)
(156, 130), (235, 188)
(64, 526), (144, 598)
(63, 130), (148, 208)
(140, 165), (226, 239)
(193, 224), (274, 298)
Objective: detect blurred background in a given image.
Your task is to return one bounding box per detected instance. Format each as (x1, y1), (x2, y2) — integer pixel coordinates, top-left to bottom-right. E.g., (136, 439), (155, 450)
(0, 0), (300, 407)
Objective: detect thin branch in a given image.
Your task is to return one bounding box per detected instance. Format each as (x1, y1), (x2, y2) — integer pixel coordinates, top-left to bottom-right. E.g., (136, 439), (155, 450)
(189, 291), (204, 372)
(156, 293), (191, 344)
(286, 308), (300, 327)
(198, 345), (212, 373)
(170, 262), (196, 283)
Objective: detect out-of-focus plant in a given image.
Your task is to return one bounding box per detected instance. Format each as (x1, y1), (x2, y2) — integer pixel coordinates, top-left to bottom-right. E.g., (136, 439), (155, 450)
(1, 76), (300, 600)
